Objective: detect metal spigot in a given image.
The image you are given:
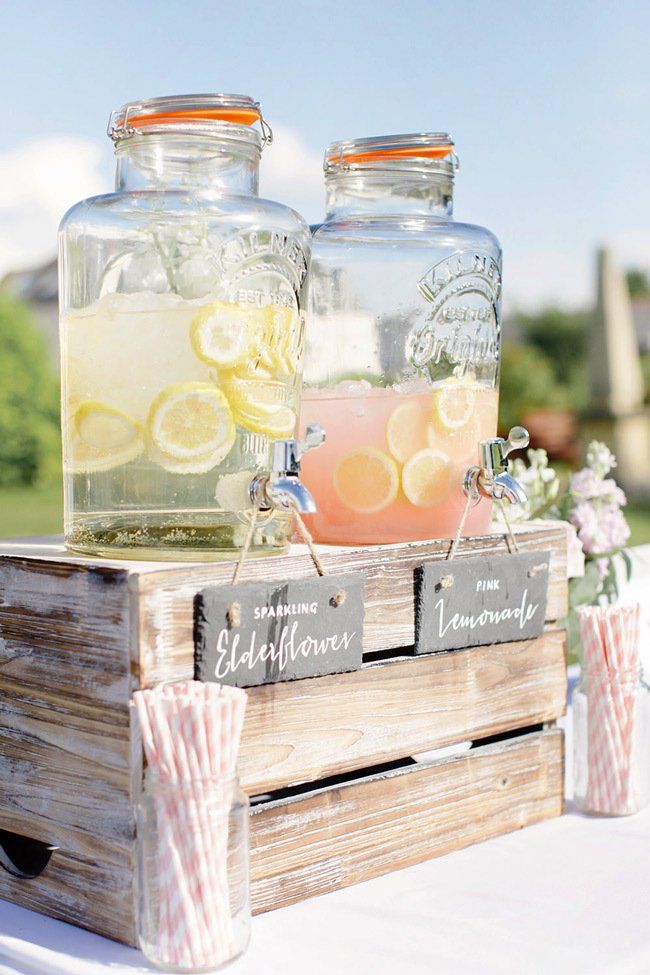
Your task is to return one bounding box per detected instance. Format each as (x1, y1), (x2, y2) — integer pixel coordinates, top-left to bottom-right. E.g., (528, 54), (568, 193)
(463, 425), (530, 505)
(249, 424), (326, 514)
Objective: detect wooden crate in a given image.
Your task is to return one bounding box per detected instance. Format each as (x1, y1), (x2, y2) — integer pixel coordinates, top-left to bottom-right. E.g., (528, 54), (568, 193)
(0, 521), (567, 945)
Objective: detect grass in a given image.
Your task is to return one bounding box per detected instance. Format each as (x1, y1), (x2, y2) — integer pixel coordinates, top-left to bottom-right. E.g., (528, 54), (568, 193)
(0, 483), (62, 538)
(626, 501), (650, 547)
(0, 483), (648, 547)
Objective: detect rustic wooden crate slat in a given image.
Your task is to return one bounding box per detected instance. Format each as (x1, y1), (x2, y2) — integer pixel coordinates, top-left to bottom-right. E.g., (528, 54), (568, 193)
(0, 559), (132, 708)
(240, 629), (567, 794)
(0, 847), (136, 944)
(250, 727), (564, 914)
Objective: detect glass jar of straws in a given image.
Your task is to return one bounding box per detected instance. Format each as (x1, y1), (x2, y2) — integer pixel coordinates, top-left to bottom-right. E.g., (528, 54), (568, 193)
(137, 772), (250, 972)
(573, 604), (650, 817)
(133, 681), (250, 972)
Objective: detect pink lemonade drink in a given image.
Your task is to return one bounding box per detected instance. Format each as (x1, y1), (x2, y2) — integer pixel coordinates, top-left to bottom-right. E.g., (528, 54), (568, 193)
(300, 378), (498, 545)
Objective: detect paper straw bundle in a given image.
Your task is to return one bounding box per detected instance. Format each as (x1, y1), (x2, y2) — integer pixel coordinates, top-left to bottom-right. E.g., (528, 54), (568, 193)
(578, 604), (641, 815)
(134, 681), (247, 971)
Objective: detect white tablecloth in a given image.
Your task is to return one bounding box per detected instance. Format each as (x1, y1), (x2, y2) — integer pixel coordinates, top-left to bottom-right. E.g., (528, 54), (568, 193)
(2, 701), (650, 975)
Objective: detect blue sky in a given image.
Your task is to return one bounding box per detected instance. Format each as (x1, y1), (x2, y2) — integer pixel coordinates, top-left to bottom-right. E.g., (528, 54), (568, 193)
(1, 0), (648, 309)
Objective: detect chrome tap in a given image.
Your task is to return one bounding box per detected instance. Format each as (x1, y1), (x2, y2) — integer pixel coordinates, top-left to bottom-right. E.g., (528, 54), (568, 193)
(463, 426), (530, 505)
(249, 424), (326, 514)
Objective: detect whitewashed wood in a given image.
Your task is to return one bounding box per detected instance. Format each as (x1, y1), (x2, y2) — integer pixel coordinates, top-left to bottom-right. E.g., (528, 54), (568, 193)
(0, 559), (132, 708)
(0, 551), (137, 943)
(250, 728), (564, 914)
(240, 629), (567, 794)
(0, 847), (135, 944)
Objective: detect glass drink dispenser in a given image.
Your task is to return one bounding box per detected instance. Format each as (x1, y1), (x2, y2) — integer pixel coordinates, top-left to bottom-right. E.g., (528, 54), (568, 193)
(300, 133), (503, 545)
(59, 94), (312, 560)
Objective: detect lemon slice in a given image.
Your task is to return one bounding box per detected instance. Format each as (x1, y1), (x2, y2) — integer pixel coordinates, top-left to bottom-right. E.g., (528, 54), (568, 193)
(386, 400), (432, 463)
(148, 382), (235, 463)
(67, 433), (143, 473)
(222, 373), (297, 438)
(67, 401), (143, 473)
(432, 380), (476, 431)
(232, 404), (297, 439)
(333, 447), (399, 514)
(146, 439), (228, 475)
(224, 376), (288, 419)
(190, 301), (263, 369)
(402, 448), (453, 507)
(75, 401), (142, 449)
(263, 307), (301, 376)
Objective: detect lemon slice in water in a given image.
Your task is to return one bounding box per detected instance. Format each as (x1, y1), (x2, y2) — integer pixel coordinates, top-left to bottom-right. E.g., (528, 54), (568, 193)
(147, 382), (235, 467)
(402, 448), (453, 507)
(432, 380), (476, 431)
(386, 400), (432, 463)
(333, 447), (399, 514)
(190, 301), (263, 369)
(68, 401), (143, 473)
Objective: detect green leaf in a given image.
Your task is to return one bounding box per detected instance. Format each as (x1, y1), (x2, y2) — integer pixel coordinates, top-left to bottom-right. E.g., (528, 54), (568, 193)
(568, 562), (601, 609)
(621, 549), (633, 584)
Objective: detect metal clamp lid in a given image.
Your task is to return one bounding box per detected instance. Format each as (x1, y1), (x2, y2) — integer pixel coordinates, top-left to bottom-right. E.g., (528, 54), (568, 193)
(107, 93), (273, 149)
(324, 132), (459, 174)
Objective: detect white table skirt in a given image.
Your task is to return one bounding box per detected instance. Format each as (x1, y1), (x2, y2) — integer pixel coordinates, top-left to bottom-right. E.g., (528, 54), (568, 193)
(2, 703), (650, 975)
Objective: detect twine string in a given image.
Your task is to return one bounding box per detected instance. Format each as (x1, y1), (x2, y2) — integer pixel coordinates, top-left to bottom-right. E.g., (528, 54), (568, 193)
(447, 493), (473, 561)
(292, 508), (327, 577)
(228, 502), (343, 622)
(230, 506), (259, 586)
(447, 492), (521, 562)
(496, 498), (520, 553)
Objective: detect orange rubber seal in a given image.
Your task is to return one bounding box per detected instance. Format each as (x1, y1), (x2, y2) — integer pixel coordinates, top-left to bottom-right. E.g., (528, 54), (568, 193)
(328, 144), (454, 165)
(127, 108), (260, 128)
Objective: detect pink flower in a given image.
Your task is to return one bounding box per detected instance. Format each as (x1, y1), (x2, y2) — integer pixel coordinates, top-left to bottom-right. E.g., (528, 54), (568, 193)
(570, 468), (601, 499)
(571, 500), (630, 555)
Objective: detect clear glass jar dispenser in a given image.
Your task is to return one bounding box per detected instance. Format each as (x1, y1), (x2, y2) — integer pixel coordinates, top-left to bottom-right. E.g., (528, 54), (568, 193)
(59, 94), (311, 560)
(300, 133), (502, 545)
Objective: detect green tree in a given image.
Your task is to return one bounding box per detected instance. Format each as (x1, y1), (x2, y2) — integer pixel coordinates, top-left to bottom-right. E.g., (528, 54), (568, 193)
(517, 307), (587, 386)
(499, 341), (566, 432)
(626, 269), (650, 297)
(0, 291), (60, 486)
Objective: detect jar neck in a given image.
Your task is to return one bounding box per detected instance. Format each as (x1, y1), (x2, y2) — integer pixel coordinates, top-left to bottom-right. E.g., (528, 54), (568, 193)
(325, 169), (454, 220)
(115, 134), (260, 195)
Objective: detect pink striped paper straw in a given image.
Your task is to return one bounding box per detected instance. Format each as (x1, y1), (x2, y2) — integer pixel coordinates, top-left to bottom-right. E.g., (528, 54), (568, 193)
(133, 680), (247, 970)
(578, 605), (642, 815)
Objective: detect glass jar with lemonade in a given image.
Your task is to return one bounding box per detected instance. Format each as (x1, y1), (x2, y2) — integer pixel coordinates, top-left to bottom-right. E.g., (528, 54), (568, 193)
(301, 133), (501, 544)
(59, 94), (310, 559)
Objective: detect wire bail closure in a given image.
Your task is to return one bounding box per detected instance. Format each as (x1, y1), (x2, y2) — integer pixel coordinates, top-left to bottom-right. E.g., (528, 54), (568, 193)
(107, 95), (273, 150)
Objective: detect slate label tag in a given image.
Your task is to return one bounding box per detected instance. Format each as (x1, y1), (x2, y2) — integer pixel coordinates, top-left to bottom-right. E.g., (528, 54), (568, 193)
(194, 572), (365, 688)
(414, 551), (550, 654)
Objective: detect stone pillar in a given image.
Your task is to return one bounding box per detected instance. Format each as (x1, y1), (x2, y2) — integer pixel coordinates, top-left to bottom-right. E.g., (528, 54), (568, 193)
(583, 249), (650, 496)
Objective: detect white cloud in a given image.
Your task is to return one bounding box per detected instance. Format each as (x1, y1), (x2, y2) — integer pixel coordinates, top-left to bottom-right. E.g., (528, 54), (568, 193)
(259, 124), (323, 224)
(605, 228), (650, 272)
(503, 230), (650, 314)
(0, 128), (323, 279)
(503, 248), (595, 313)
(0, 136), (105, 277)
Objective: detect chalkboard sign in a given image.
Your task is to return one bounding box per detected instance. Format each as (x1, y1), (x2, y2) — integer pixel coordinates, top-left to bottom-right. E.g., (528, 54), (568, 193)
(195, 573), (364, 688)
(414, 551), (550, 655)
